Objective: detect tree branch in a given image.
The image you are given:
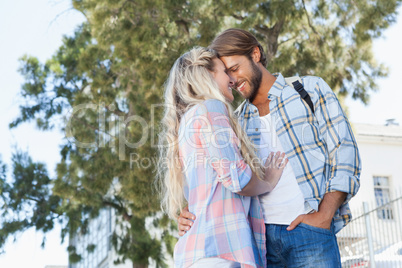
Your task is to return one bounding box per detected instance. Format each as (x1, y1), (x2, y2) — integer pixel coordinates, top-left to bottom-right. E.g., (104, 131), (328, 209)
(175, 19), (190, 35)
(69, 113), (117, 139)
(102, 199), (132, 221)
(232, 13), (245, 20)
(106, 104), (127, 117)
(255, 20), (285, 64)
(255, 24), (270, 35)
(301, 0), (318, 35)
(23, 196), (64, 217)
(278, 36), (298, 46)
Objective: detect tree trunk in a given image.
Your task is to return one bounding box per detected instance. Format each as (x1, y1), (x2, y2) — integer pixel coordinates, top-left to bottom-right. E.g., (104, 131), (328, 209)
(256, 19), (285, 65)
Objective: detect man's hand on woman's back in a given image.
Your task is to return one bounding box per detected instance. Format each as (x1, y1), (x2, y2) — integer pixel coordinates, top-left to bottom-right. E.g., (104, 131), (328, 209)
(177, 151), (288, 236)
(178, 206), (195, 236)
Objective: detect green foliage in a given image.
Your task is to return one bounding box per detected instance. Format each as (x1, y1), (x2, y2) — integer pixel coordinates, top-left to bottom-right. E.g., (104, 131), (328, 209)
(112, 216), (166, 267)
(0, 152), (63, 248)
(68, 245), (82, 263)
(86, 243), (96, 253)
(226, 0), (398, 101)
(3, 0), (401, 267)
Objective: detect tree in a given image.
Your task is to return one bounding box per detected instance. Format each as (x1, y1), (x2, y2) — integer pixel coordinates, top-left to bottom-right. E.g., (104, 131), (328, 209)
(2, 0), (401, 267)
(0, 152), (64, 250)
(230, 0), (399, 102)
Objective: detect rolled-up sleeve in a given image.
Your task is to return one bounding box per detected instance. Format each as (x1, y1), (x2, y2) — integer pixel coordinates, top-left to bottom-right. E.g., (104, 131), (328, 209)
(195, 99), (252, 193)
(315, 78), (361, 204)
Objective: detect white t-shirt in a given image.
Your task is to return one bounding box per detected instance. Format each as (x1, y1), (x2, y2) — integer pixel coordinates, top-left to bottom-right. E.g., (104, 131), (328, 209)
(258, 113), (309, 224)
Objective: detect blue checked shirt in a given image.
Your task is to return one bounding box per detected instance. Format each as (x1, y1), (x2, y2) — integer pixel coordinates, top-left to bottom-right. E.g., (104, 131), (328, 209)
(235, 73), (361, 233)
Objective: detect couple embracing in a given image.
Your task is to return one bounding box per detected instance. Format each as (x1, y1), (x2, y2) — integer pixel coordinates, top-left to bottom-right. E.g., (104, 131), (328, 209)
(157, 29), (361, 268)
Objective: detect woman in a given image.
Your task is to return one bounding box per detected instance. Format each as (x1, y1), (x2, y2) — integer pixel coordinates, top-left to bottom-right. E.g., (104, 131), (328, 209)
(157, 47), (287, 267)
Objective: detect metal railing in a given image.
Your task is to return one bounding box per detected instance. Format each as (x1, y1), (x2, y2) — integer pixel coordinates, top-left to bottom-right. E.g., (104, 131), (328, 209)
(337, 191), (402, 268)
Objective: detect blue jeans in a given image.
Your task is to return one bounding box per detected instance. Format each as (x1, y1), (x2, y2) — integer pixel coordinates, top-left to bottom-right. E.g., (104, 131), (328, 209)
(265, 222), (341, 268)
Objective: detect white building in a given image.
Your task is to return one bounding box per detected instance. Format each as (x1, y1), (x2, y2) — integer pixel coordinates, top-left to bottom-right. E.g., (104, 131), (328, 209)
(338, 120), (402, 263)
(349, 120), (402, 209)
(68, 208), (132, 268)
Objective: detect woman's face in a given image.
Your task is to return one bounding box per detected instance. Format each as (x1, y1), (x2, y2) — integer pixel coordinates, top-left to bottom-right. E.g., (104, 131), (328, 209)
(211, 58), (234, 103)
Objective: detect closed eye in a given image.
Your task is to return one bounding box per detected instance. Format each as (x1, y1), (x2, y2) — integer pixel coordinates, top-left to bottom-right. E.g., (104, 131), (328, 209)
(228, 66), (239, 73)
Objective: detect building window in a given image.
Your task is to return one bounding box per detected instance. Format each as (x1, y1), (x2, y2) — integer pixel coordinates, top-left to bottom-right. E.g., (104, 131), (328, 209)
(70, 208), (112, 268)
(373, 176), (393, 220)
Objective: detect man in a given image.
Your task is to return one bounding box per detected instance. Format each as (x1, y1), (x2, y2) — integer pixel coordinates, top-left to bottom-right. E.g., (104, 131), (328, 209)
(178, 29), (361, 267)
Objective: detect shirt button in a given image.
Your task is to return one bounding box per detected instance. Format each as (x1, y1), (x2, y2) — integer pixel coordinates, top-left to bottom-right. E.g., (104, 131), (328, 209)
(231, 164), (236, 169)
(254, 110), (257, 113)
(255, 128), (258, 131)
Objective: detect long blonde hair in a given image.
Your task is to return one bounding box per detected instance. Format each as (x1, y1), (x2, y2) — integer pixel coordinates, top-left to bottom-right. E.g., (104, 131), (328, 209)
(157, 47), (263, 219)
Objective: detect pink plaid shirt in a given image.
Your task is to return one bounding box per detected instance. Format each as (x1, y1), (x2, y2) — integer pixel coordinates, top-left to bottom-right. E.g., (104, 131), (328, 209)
(174, 99), (266, 268)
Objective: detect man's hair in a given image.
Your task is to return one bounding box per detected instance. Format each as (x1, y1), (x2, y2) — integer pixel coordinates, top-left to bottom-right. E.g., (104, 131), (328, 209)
(209, 28), (267, 67)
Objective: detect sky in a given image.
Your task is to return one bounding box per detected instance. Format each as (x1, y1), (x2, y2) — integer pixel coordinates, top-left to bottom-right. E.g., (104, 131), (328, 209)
(0, 1), (401, 268)
(345, 11), (402, 125)
(0, 1), (85, 267)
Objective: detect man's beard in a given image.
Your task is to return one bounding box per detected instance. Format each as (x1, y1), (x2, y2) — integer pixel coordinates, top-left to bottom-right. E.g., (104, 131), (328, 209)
(247, 60), (262, 103)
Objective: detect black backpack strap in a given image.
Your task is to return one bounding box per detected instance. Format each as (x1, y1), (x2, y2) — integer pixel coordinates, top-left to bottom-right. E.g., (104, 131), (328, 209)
(292, 80), (315, 114)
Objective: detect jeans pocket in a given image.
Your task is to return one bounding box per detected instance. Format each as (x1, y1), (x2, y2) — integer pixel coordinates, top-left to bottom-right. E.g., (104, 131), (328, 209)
(298, 222), (332, 236)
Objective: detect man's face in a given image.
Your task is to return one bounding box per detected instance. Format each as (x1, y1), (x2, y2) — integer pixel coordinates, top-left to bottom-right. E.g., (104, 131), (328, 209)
(220, 55), (262, 102)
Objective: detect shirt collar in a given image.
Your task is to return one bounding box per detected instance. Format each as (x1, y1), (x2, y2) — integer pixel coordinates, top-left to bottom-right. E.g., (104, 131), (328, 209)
(268, 73), (285, 98)
(237, 73), (286, 118)
(243, 72), (285, 106)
